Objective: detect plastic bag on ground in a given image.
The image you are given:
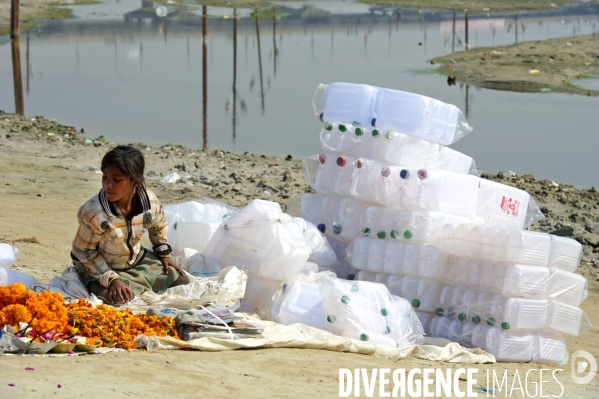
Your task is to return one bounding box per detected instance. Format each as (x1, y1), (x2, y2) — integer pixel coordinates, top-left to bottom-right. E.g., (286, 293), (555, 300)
(161, 172), (181, 183)
(0, 268), (46, 291)
(0, 243), (19, 268)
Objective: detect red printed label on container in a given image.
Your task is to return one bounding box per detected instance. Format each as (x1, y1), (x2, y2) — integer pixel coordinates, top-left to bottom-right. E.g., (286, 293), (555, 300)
(500, 197), (519, 216)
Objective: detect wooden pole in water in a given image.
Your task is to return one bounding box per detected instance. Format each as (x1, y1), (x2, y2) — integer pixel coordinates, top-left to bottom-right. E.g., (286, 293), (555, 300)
(464, 11), (469, 49)
(272, 6), (277, 77)
(516, 14), (519, 42)
(232, 9), (237, 143)
(255, 11), (265, 114)
(202, 6), (208, 150)
(452, 11), (456, 53)
(11, 0), (20, 39)
(11, 39), (24, 115)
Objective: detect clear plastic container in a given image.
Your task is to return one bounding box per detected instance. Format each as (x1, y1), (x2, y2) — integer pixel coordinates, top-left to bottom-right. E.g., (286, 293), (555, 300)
(287, 193), (372, 245)
(548, 235), (582, 272)
(319, 122), (477, 174)
(359, 207), (483, 245)
(319, 275), (425, 349)
(475, 179), (543, 229)
(346, 238), (445, 280)
(315, 83), (472, 145)
(442, 255), (588, 306)
(277, 282), (326, 329)
(437, 224), (552, 266)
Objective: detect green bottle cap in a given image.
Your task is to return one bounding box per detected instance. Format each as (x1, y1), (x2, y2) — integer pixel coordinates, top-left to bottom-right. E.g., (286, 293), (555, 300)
(360, 333), (369, 342)
(412, 299), (421, 308)
(327, 315), (336, 323)
(501, 321), (510, 330)
(403, 230), (413, 239)
(325, 122), (333, 131)
(390, 230), (399, 239)
(341, 295), (350, 305)
(380, 308), (388, 316)
(338, 124), (347, 132)
(174, 222), (178, 230)
(355, 127), (364, 136)
(458, 313), (467, 321)
(223, 224), (230, 231)
(362, 227), (371, 236)
(372, 129), (381, 137)
(447, 309), (456, 317)
(435, 308), (444, 316)
(386, 131), (396, 140)
(385, 326), (391, 334)
(487, 318), (496, 326)
(351, 284), (359, 292)
(472, 316), (481, 324)
(377, 230), (386, 239)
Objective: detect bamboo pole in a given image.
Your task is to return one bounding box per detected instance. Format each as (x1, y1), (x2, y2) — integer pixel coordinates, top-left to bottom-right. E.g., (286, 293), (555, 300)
(11, 0), (20, 39)
(11, 39), (24, 115)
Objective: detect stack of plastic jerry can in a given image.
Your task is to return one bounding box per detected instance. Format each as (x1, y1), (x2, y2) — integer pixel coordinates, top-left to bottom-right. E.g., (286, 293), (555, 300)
(287, 82), (591, 365)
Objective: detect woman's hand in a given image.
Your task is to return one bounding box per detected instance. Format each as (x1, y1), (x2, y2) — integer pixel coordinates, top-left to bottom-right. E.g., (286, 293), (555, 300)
(159, 257), (186, 277)
(107, 279), (133, 306)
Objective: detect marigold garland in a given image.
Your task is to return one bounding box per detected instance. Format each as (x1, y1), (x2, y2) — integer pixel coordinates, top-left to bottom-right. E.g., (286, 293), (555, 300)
(0, 283), (179, 350)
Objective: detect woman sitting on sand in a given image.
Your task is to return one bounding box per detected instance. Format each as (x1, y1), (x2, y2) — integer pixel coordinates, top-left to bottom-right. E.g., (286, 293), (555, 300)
(71, 145), (189, 306)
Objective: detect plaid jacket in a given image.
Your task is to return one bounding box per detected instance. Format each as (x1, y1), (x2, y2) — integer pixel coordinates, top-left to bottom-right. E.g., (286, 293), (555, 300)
(72, 188), (172, 288)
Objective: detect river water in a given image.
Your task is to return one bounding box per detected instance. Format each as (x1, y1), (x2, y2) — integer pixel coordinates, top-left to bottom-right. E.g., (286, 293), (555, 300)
(1, 0), (598, 187)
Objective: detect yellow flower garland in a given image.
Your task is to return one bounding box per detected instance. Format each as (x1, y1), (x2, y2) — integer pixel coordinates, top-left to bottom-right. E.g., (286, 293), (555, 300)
(0, 283), (179, 349)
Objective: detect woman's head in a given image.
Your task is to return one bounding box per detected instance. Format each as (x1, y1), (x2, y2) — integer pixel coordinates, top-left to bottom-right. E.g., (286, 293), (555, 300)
(101, 146), (145, 201)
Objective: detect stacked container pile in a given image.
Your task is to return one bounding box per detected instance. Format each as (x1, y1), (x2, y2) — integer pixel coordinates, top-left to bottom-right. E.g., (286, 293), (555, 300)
(288, 82), (591, 365)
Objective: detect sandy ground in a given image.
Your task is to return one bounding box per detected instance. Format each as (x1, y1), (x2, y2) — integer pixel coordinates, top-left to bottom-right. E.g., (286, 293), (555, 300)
(432, 33), (599, 96)
(0, 112), (598, 398)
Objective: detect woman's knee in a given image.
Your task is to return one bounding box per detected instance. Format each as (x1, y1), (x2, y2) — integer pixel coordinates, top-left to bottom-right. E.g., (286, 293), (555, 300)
(170, 272), (190, 288)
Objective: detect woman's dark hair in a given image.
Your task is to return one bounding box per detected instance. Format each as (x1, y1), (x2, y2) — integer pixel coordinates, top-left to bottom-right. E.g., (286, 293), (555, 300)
(101, 146), (145, 189)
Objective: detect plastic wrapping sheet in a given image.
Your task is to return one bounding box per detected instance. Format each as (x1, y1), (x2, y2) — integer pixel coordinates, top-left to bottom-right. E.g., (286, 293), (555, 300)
(415, 311), (435, 333)
(0, 243), (19, 268)
(386, 274), (443, 313)
(319, 274), (425, 349)
(437, 224), (581, 271)
(435, 285), (592, 336)
(313, 83), (472, 145)
(319, 122), (477, 174)
(291, 217), (338, 268)
(287, 193), (372, 245)
(428, 316), (569, 365)
(327, 239), (359, 279)
(359, 207), (483, 245)
(163, 198), (238, 254)
(347, 237), (446, 280)
(442, 255), (588, 306)
(475, 179), (544, 229)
